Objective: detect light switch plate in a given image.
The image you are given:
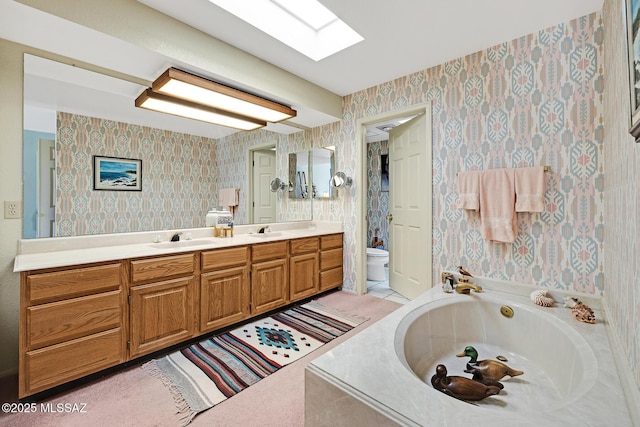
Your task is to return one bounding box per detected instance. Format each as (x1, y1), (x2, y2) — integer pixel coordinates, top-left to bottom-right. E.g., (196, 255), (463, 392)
(4, 201), (22, 219)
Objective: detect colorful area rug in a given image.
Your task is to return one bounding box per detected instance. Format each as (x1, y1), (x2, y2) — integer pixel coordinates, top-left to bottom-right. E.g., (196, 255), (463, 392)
(143, 301), (367, 425)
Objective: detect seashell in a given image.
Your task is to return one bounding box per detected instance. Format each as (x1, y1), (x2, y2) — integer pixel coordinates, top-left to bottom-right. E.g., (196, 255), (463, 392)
(530, 290), (554, 307)
(571, 302), (596, 324)
(563, 296), (581, 308)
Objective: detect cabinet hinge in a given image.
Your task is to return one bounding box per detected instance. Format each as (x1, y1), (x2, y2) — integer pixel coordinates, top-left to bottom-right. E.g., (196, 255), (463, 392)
(128, 295), (131, 304)
(127, 340), (130, 349)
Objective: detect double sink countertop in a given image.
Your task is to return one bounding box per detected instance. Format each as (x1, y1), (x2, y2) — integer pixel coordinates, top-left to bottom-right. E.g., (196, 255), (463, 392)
(14, 221), (343, 272)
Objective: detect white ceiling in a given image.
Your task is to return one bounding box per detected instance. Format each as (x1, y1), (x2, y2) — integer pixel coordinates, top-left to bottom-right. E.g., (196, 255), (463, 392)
(138, 0), (604, 95)
(5, 0), (604, 140)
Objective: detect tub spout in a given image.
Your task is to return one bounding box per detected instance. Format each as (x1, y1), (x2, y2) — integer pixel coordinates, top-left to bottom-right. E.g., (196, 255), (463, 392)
(456, 283), (483, 294)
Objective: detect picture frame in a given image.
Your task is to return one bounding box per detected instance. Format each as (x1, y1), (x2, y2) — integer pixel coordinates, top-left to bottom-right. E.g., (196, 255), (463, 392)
(626, 0), (640, 142)
(93, 155), (142, 191)
(381, 154), (389, 192)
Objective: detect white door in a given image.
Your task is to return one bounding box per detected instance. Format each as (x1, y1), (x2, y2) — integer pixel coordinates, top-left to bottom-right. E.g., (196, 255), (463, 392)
(252, 150), (277, 223)
(388, 112), (432, 299)
(38, 138), (55, 237)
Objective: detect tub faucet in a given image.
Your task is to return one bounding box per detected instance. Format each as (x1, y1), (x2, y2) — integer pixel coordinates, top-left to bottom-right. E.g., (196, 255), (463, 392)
(455, 283), (483, 294)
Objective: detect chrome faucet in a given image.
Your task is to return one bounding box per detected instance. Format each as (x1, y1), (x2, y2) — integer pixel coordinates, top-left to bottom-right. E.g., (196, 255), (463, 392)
(170, 232), (182, 242)
(455, 283), (483, 294)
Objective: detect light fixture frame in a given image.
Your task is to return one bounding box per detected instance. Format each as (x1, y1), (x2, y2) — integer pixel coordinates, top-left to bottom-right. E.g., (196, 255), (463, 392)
(135, 89), (267, 131)
(152, 68), (297, 123)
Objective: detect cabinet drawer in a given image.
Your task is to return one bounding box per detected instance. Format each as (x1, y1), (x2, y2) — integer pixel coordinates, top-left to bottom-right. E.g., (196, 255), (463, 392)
(24, 328), (123, 396)
(251, 241), (288, 262)
(320, 233), (343, 250)
(321, 248), (343, 271)
(320, 267), (343, 291)
(290, 237), (319, 255)
(27, 290), (122, 350)
(202, 246), (249, 271)
(131, 253), (195, 283)
(26, 263), (122, 305)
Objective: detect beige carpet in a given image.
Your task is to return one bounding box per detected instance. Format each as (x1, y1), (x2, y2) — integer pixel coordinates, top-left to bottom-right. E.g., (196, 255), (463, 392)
(0, 292), (401, 427)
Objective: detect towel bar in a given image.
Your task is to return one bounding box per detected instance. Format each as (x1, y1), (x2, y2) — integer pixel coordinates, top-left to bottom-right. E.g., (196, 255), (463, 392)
(457, 166), (551, 176)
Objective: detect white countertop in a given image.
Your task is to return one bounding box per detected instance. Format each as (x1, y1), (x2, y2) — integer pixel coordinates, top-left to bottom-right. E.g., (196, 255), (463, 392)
(14, 221), (343, 272)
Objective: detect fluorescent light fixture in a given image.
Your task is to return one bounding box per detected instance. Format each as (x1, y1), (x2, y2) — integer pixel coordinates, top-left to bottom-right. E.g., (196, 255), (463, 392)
(209, 0), (364, 61)
(135, 68), (297, 131)
(135, 89), (266, 131)
(153, 68), (296, 123)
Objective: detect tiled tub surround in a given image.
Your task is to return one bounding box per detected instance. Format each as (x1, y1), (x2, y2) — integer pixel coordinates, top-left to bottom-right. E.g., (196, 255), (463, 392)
(306, 277), (635, 427)
(14, 221), (341, 271)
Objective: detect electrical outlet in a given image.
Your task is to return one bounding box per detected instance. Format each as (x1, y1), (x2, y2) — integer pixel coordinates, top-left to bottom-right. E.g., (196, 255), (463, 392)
(4, 201), (22, 219)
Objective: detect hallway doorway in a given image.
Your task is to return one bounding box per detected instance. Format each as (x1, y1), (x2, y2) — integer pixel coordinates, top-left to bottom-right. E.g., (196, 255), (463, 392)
(356, 103), (433, 299)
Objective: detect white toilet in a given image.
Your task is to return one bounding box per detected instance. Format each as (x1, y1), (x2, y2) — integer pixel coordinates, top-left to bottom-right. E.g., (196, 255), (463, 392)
(366, 248), (389, 281)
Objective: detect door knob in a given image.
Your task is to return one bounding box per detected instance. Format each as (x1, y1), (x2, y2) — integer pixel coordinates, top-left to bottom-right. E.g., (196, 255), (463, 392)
(386, 214), (393, 221)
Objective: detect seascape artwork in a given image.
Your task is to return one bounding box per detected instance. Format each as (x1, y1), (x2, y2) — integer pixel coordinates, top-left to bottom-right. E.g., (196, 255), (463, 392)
(93, 156), (141, 191)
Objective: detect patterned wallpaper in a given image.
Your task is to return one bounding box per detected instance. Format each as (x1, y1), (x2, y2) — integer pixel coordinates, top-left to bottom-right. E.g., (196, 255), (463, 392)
(214, 128), (313, 224)
(367, 140), (389, 250)
(56, 112), (217, 235)
(312, 13), (604, 296)
(602, 0), (639, 390)
(56, 113), (315, 235)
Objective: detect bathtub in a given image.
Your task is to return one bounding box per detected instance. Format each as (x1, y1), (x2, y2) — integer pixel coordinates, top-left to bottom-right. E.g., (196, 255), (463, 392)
(306, 278), (635, 426)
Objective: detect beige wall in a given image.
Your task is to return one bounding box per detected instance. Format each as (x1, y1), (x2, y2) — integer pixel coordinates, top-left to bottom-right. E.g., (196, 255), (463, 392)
(0, 39), (26, 376)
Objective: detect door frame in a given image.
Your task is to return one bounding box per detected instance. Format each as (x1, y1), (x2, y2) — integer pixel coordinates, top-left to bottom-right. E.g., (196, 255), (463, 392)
(354, 102), (431, 296)
(246, 141), (277, 223)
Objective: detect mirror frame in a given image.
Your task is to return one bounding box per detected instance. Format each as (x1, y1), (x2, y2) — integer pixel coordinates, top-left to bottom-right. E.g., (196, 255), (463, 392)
(22, 55), (315, 239)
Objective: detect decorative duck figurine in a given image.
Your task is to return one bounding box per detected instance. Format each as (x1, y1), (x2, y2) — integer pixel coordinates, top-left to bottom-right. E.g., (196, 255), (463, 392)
(457, 266), (473, 277)
(457, 346), (524, 382)
(431, 364), (501, 401)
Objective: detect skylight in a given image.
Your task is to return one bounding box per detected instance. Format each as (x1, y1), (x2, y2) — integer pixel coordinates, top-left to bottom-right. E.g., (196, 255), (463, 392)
(208, 0), (364, 61)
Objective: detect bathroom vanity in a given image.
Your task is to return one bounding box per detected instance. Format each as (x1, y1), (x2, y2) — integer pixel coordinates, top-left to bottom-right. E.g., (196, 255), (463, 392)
(14, 223), (343, 398)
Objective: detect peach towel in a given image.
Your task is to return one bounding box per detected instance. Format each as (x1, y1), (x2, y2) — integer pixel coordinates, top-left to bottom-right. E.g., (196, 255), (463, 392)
(515, 166), (545, 212)
(456, 171), (480, 210)
(218, 188), (239, 212)
(479, 168), (516, 243)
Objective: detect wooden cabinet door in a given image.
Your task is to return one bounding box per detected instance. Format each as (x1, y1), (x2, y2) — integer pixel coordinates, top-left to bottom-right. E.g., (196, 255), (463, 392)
(251, 258), (288, 315)
(200, 266), (250, 333)
(290, 252), (319, 302)
(129, 277), (195, 358)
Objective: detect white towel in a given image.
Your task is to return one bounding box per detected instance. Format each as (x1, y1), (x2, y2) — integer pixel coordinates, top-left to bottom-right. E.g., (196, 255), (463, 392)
(515, 166), (545, 212)
(456, 171), (480, 210)
(478, 168), (516, 243)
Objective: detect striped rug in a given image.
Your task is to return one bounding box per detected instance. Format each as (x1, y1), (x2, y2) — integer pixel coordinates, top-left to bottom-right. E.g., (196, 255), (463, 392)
(143, 301), (367, 426)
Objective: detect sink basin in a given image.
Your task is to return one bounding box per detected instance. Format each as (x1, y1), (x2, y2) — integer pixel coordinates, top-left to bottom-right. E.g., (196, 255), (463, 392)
(148, 239), (216, 249)
(247, 232), (284, 238)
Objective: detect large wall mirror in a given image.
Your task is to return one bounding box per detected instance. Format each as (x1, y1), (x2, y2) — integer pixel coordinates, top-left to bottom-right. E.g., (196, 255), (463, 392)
(22, 54), (313, 239)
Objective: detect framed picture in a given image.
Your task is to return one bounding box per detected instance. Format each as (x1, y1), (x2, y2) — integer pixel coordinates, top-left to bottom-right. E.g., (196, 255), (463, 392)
(93, 156), (142, 191)
(381, 154), (389, 192)
(626, 0), (640, 142)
